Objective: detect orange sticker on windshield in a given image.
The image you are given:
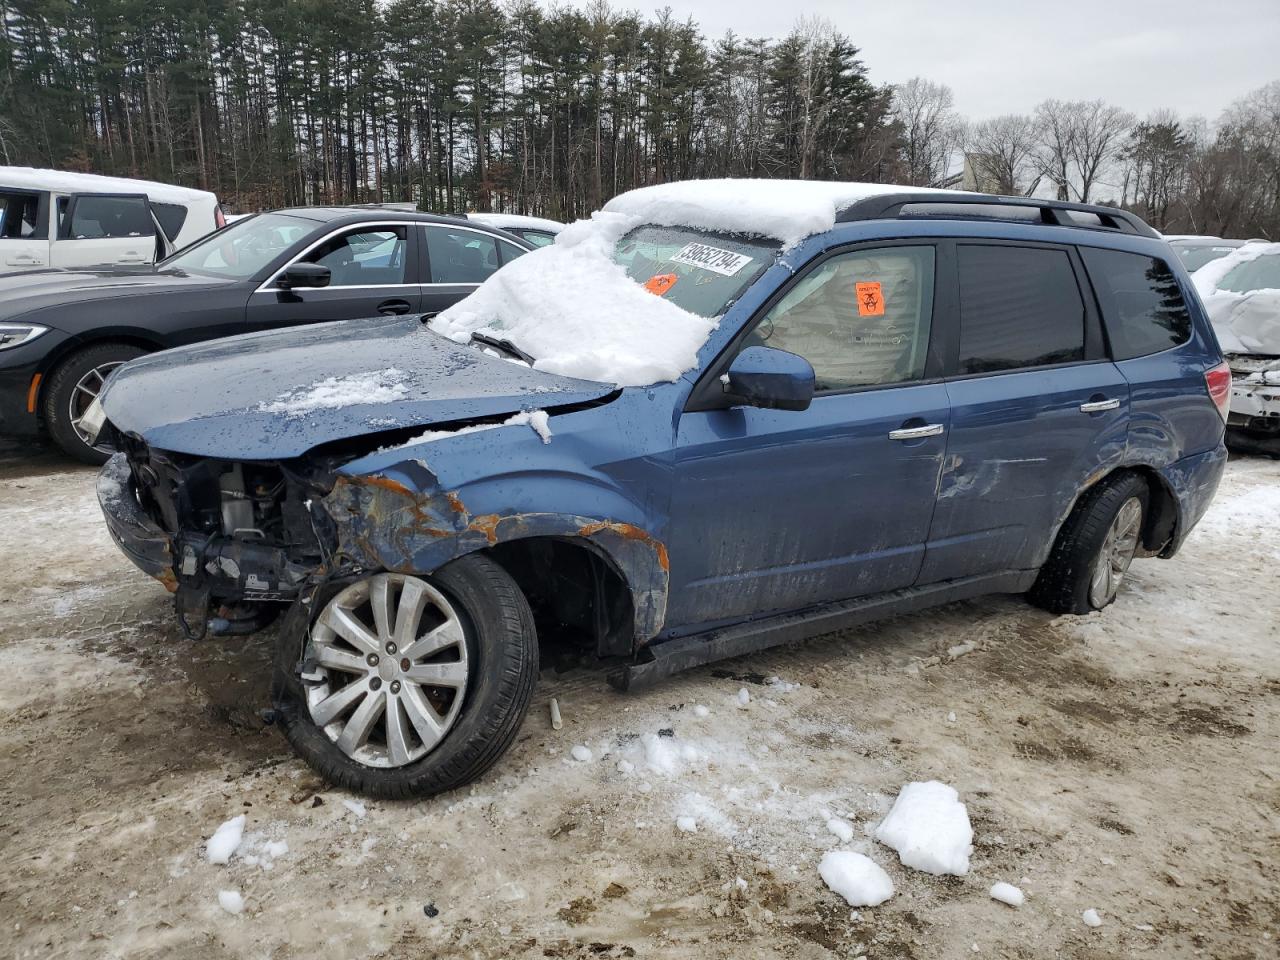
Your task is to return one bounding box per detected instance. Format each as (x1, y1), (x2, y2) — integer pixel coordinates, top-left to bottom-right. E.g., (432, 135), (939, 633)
(644, 273), (679, 296)
(856, 281), (884, 317)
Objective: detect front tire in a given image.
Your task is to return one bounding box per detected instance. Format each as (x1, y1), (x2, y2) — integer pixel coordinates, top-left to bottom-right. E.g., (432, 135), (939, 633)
(43, 342), (146, 465)
(272, 556), (538, 799)
(1030, 473), (1149, 615)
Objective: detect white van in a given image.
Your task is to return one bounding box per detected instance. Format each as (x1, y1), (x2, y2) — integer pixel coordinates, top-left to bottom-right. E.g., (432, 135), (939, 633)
(0, 167), (223, 273)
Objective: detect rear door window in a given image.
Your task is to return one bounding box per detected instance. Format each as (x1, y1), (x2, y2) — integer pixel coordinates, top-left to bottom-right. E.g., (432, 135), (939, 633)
(957, 245), (1085, 374)
(65, 195), (154, 239)
(1080, 248), (1191, 359)
(425, 227), (500, 283)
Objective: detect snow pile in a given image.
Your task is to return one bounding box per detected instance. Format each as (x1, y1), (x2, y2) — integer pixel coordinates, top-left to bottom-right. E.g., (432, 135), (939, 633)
(874, 781), (973, 876)
(342, 798), (367, 819)
(603, 179), (967, 249)
(431, 211), (719, 386)
(675, 816), (698, 833)
(634, 732), (703, 777)
(217, 889), (245, 915)
(206, 815), (246, 865)
(237, 835), (289, 870)
(818, 851), (894, 907)
(989, 881), (1025, 907)
(1083, 908), (1103, 927)
(259, 368), (409, 416)
(570, 745), (593, 763)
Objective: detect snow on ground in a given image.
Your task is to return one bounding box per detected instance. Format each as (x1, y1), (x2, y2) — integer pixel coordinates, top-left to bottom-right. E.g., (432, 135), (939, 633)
(2, 442), (1279, 958)
(874, 780), (974, 877)
(990, 881), (1026, 907)
(206, 814), (246, 865)
(818, 851), (895, 907)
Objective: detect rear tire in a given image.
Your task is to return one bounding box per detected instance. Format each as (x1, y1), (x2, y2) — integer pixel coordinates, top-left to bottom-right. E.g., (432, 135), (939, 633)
(272, 554), (538, 799)
(43, 342), (146, 465)
(1030, 473), (1149, 615)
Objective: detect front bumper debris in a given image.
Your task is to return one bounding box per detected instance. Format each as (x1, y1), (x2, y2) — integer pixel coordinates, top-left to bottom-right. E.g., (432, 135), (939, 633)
(97, 452), (322, 608)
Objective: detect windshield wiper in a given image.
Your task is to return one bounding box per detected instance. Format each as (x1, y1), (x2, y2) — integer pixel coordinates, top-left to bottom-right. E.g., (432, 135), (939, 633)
(469, 332), (536, 365)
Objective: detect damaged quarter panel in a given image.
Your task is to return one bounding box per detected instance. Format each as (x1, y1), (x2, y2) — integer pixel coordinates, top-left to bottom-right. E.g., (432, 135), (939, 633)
(323, 389), (682, 643)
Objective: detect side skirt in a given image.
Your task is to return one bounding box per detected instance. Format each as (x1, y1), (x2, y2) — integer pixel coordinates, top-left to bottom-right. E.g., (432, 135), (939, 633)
(607, 570), (1038, 691)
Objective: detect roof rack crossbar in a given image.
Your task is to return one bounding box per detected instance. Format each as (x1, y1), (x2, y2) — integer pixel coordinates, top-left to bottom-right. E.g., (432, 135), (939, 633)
(834, 192), (1160, 239)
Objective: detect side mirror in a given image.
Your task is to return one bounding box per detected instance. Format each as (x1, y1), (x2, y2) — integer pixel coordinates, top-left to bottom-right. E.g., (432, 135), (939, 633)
(277, 262), (331, 289)
(723, 346), (815, 412)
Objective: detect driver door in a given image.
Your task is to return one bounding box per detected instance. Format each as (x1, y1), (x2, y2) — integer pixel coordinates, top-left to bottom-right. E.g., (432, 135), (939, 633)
(663, 243), (951, 631)
(246, 224), (420, 331)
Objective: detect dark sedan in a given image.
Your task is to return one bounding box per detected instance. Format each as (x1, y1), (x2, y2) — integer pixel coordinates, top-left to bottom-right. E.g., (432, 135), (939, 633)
(0, 208), (534, 462)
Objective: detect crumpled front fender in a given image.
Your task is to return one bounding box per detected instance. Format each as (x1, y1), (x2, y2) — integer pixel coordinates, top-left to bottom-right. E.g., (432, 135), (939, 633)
(320, 467), (669, 643)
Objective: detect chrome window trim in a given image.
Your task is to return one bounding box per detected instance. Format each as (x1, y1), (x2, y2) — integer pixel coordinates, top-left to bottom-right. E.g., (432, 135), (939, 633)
(255, 220), (419, 293)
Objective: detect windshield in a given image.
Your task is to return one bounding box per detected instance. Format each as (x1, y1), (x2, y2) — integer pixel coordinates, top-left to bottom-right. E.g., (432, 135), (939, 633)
(1219, 254), (1280, 294)
(163, 213), (313, 279)
(1175, 243), (1240, 273)
(613, 225), (776, 317)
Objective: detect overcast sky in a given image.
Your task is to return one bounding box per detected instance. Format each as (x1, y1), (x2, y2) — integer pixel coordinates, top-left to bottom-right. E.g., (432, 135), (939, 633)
(545, 0), (1279, 122)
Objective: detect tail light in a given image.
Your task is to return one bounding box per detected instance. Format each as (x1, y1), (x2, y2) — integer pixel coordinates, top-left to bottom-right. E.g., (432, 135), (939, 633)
(1204, 361), (1232, 422)
(215, 206), (226, 229)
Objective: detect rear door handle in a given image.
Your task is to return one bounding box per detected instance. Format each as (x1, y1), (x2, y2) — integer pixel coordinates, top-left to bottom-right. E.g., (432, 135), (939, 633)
(1079, 398), (1120, 413)
(888, 423), (945, 441)
(377, 298), (413, 316)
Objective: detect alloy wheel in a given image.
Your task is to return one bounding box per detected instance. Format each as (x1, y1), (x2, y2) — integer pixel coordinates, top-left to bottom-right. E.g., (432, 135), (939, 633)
(306, 574), (470, 768)
(68, 360), (126, 449)
(1088, 496), (1143, 608)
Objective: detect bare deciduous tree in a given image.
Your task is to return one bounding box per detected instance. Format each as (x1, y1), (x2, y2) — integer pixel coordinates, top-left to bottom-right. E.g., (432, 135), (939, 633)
(892, 76), (963, 186)
(965, 113), (1040, 195)
(1032, 98), (1133, 202)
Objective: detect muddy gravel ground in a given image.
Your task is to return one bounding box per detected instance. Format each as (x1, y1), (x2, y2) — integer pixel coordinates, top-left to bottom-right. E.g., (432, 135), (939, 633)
(1, 439), (1277, 960)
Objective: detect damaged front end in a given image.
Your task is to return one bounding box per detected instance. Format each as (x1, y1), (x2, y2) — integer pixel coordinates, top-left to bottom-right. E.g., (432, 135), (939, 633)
(98, 438), (340, 639)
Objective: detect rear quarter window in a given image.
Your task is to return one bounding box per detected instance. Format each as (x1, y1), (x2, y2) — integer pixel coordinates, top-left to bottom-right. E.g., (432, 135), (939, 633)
(1080, 248), (1191, 360)
(151, 202), (190, 243)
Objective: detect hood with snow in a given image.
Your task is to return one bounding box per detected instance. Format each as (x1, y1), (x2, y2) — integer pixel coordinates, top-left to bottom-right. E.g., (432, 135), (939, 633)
(98, 315), (615, 459)
(1192, 241), (1280, 355)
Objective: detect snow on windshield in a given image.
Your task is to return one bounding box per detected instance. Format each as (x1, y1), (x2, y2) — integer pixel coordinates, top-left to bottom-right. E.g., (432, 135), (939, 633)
(1193, 241), (1280, 355)
(602, 179), (966, 248)
(430, 211), (725, 386)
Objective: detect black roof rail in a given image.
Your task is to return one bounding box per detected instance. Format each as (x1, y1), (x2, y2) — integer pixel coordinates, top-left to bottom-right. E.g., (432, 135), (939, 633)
(835, 192), (1161, 239)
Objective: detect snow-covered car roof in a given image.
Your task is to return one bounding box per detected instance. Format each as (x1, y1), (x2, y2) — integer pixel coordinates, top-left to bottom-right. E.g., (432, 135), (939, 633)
(466, 212), (563, 234)
(1192, 241), (1280, 355)
(602, 179), (980, 248)
(0, 165), (216, 204)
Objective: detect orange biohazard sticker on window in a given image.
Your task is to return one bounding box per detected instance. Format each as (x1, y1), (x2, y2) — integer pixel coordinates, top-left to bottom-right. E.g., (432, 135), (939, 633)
(644, 273), (678, 296)
(855, 281), (884, 317)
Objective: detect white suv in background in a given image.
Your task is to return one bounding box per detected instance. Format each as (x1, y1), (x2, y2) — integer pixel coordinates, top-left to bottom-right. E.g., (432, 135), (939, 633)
(0, 166), (223, 273)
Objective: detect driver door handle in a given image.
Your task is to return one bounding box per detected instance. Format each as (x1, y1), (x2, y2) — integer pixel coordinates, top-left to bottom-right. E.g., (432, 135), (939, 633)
(377, 298), (412, 316)
(888, 423), (945, 441)
(1079, 398), (1120, 413)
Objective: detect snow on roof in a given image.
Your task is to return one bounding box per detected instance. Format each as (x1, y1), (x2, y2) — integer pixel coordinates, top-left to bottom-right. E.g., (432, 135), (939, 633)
(0, 166), (215, 204)
(1192, 240), (1279, 299)
(467, 212), (564, 234)
(602, 179), (974, 248)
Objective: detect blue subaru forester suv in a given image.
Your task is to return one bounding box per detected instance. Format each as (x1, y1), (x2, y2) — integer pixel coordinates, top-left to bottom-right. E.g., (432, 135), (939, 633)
(92, 181), (1230, 798)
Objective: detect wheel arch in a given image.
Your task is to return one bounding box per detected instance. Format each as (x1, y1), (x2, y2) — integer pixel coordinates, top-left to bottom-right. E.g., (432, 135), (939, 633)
(35, 330), (163, 413)
(320, 471), (669, 646)
(1047, 463), (1179, 562)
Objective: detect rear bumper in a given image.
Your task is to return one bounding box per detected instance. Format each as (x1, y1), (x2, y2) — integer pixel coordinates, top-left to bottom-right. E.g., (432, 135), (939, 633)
(97, 453), (177, 589)
(1157, 442), (1228, 556)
